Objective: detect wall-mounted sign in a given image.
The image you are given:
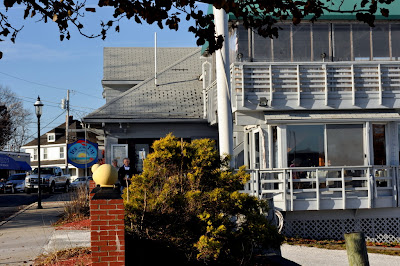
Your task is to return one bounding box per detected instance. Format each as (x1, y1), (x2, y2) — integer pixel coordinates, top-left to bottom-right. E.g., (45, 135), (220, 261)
(67, 140), (98, 168)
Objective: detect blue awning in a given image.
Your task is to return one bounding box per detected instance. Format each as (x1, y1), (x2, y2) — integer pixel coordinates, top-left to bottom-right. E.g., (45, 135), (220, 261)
(16, 161), (31, 171)
(0, 154), (19, 170)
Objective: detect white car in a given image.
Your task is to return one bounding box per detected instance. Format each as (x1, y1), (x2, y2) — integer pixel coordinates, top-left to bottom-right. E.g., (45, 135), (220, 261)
(70, 176), (92, 190)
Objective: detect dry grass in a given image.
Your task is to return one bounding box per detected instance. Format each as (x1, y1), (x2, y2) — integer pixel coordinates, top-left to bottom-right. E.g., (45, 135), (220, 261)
(34, 247), (91, 266)
(55, 185), (90, 226)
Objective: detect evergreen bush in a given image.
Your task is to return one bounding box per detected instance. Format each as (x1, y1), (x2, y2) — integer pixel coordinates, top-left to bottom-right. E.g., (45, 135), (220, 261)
(124, 134), (283, 264)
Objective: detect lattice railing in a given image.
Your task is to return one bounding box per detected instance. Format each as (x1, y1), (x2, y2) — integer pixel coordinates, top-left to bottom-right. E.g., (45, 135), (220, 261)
(241, 165), (398, 212)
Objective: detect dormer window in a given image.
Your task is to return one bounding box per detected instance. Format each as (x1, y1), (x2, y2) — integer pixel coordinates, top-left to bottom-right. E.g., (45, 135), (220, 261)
(48, 133), (55, 142)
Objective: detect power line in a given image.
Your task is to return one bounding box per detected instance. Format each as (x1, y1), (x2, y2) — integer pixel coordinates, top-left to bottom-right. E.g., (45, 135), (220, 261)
(0, 70), (103, 99)
(26, 110), (66, 141)
(2, 90), (98, 111)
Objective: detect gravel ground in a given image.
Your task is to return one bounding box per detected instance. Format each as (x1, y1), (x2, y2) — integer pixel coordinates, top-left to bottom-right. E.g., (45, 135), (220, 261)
(281, 244), (400, 265)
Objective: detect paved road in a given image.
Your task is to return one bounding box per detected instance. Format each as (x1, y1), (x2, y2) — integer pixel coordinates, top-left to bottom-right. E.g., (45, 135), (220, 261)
(0, 193), (58, 221)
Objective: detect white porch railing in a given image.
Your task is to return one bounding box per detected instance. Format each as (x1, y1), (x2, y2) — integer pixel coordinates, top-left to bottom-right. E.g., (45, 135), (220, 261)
(231, 62), (400, 109)
(241, 165), (398, 211)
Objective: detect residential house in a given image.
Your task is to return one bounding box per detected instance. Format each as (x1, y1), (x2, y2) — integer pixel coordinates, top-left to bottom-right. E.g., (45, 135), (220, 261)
(22, 117), (99, 181)
(202, 2), (400, 242)
(83, 47), (218, 172)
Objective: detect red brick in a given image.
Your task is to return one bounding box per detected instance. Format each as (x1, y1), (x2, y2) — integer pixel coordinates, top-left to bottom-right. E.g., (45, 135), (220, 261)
(100, 256), (118, 262)
(92, 240), (108, 246)
(100, 235), (116, 241)
(117, 256), (125, 262)
(92, 220), (108, 226)
(91, 210), (108, 215)
(91, 246), (99, 251)
(91, 226), (100, 231)
(93, 199), (109, 204)
(109, 210), (124, 215)
(109, 220), (123, 225)
(112, 262), (125, 266)
(108, 251), (124, 257)
(90, 204), (100, 209)
(115, 204), (125, 210)
(100, 205), (118, 210)
(100, 215), (116, 220)
(92, 251), (108, 257)
(98, 225), (118, 231)
(107, 199), (123, 204)
(100, 245), (117, 251)
(92, 262), (108, 266)
(90, 215), (100, 221)
(91, 235), (99, 241)
(116, 214), (125, 220)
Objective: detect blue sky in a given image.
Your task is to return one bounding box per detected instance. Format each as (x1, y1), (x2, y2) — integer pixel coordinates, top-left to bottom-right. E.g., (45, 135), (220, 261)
(0, 3), (205, 142)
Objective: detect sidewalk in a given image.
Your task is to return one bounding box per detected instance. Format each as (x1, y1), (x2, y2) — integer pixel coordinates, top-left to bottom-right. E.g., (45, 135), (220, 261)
(281, 244), (400, 265)
(0, 194), (89, 265)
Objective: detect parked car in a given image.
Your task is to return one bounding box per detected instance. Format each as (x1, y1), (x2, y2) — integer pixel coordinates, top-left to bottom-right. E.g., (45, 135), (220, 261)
(0, 178), (7, 193)
(5, 173), (27, 193)
(25, 166), (71, 193)
(70, 176), (92, 190)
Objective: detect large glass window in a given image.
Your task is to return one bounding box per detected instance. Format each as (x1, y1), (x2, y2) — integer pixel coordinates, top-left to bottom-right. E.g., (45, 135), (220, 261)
(237, 25), (249, 61)
(313, 24), (330, 61)
(392, 24), (400, 60)
(254, 31), (272, 61)
(287, 125), (325, 167)
(372, 24), (390, 59)
(327, 124), (364, 166)
(292, 24), (311, 61)
(273, 25), (291, 61)
(373, 124), (386, 165)
(353, 24), (371, 60)
(333, 24), (351, 61)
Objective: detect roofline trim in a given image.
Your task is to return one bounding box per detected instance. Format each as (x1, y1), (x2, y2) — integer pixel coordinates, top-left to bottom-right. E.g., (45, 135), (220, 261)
(83, 118), (209, 124)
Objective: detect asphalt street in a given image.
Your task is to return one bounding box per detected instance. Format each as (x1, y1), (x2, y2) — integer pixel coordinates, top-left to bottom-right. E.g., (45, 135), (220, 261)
(0, 193), (59, 221)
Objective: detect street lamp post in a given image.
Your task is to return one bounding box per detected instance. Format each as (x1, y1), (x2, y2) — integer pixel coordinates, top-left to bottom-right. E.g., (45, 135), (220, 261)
(34, 96), (43, 209)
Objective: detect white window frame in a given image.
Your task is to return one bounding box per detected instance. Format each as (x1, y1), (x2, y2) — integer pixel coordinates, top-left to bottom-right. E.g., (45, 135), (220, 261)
(276, 123), (367, 168)
(33, 149), (38, 161)
(43, 148), (48, 160)
(47, 133), (55, 142)
(60, 146), (65, 159)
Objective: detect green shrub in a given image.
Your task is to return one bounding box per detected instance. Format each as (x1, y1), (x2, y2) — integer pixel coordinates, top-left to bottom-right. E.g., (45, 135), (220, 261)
(124, 134), (283, 264)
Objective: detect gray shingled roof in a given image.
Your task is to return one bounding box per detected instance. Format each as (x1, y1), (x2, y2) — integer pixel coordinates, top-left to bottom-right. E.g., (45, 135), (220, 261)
(86, 47), (204, 120)
(103, 47), (200, 81)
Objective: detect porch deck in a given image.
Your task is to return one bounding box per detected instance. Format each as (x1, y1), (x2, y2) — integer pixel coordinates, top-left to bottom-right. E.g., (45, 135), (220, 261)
(242, 166), (398, 211)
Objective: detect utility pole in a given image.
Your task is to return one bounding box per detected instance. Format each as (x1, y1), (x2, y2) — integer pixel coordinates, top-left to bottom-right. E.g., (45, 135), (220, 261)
(65, 90), (70, 174)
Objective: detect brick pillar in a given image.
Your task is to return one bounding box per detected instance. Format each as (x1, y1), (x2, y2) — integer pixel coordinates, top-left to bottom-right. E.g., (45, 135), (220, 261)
(90, 187), (125, 265)
(89, 180), (97, 198)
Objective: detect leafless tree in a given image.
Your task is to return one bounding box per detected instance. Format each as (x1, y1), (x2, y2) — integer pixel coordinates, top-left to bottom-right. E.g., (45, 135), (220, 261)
(0, 86), (32, 151)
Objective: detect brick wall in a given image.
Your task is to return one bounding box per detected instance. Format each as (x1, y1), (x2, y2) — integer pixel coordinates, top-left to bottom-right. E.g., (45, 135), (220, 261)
(90, 195), (125, 265)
